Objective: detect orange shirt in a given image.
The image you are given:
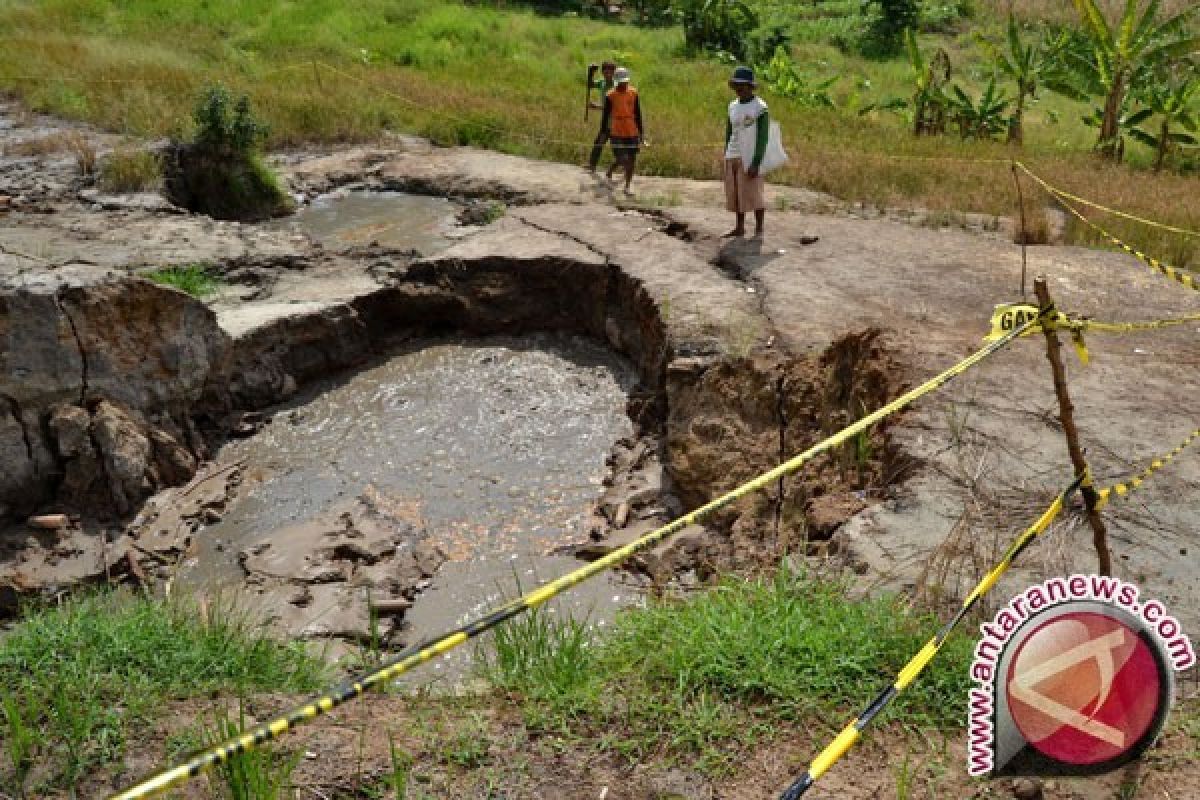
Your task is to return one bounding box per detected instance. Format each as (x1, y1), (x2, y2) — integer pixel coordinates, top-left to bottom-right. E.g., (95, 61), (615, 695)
(606, 87), (640, 138)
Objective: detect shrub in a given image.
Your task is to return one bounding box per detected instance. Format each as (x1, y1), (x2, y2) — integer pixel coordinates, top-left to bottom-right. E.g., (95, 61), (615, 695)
(163, 86), (293, 221)
(859, 0), (921, 57)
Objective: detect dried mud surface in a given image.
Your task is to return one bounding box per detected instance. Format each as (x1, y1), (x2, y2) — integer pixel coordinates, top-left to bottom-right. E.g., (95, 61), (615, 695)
(4, 101), (1200, 799)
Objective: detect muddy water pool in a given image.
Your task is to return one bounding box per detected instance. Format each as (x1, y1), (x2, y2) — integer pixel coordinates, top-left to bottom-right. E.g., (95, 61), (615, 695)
(267, 190), (457, 254)
(181, 333), (641, 683)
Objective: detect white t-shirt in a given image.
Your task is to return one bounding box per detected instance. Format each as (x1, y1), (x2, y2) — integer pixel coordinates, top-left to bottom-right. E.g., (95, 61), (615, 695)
(725, 96), (768, 163)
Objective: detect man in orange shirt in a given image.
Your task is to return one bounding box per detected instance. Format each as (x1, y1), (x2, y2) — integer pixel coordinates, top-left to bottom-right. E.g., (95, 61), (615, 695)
(599, 67), (644, 196)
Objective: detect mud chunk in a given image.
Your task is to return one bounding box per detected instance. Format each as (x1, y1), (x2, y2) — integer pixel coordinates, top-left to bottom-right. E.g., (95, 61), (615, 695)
(805, 493), (866, 540)
(412, 540), (444, 578)
(48, 404), (93, 458)
(1011, 778), (1043, 800)
(91, 401), (153, 516)
(27, 514), (69, 530)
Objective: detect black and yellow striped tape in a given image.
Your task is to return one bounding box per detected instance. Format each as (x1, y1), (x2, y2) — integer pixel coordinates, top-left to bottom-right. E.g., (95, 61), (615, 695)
(777, 474), (1084, 799)
(1014, 163), (1200, 293)
(1097, 427), (1200, 509)
(108, 313), (1045, 800)
(779, 425), (1200, 797)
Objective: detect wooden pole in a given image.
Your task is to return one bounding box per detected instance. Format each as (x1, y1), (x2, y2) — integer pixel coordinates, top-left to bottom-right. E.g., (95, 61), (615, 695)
(1033, 277), (1112, 575)
(1011, 162), (1028, 299)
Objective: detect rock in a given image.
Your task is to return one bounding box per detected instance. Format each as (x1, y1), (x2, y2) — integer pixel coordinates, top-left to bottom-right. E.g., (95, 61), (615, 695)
(228, 304), (369, 409)
(76, 189), (184, 214)
(48, 404), (92, 457)
(27, 513), (68, 530)
(90, 401), (153, 516)
(0, 273), (230, 519)
(1011, 778), (1043, 800)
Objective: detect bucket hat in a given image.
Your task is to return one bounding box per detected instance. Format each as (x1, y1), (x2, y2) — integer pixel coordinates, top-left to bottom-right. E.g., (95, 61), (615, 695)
(729, 65), (756, 87)
(614, 67), (631, 84)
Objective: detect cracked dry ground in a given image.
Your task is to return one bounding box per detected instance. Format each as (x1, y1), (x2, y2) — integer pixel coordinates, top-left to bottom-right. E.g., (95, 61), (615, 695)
(3, 131), (1200, 799)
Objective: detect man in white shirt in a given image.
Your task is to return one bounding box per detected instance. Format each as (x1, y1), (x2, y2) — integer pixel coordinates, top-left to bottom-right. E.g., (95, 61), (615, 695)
(722, 65), (768, 237)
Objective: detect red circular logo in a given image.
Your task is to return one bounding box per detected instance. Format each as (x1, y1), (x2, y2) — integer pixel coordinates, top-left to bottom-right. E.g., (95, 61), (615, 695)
(1005, 611), (1162, 766)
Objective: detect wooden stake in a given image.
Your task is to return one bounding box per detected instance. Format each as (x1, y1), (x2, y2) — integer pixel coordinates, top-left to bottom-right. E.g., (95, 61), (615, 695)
(1011, 162), (1028, 299)
(1033, 277), (1112, 575)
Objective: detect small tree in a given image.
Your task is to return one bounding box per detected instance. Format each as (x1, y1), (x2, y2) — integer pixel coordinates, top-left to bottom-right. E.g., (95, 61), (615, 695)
(1051, 0), (1200, 160)
(861, 0), (921, 57)
(906, 30), (952, 136)
(193, 86), (268, 157)
(979, 15), (1069, 145)
(678, 0), (759, 59)
(948, 76), (1012, 139)
(1129, 67), (1200, 170)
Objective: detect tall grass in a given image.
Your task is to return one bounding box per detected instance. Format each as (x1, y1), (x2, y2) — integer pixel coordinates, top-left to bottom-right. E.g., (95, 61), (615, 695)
(481, 567), (974, 771)
(0, 0), (1194, 262)
(0, 589), (326, 792)
(202, 705), (301, 800)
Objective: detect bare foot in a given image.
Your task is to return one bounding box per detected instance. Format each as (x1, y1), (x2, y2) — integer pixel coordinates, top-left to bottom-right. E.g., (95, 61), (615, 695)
(721, 229), (745, 238)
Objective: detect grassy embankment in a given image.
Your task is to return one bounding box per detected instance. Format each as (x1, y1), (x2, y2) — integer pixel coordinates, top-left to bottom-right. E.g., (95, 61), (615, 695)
(0, 0), (1196, 265)
(0, 590), (328, 795)
(0, 571), (981, 796)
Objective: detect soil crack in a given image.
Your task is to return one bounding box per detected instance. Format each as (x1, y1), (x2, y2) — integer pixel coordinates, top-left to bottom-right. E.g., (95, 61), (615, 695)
(55, 290), (90, 405)
(1, 392), (35, 465)
(513, 214), (617, 267)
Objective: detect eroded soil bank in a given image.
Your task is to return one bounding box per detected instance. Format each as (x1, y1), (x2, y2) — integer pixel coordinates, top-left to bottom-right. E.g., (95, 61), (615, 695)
(3, 101), (1200, 798)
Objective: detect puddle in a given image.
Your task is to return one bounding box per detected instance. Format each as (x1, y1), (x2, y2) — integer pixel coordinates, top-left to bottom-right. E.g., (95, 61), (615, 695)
(268, 190), (457, 254)
(179, 332), (640, 683)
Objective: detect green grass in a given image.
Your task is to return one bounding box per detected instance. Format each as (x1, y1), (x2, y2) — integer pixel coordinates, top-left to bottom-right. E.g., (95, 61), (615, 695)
(481, 567), (973, 772)
(0, 589), (327, 793)
(0, 0), (1197, 263)
(145, 263), (220, 297)
(201, 704), (302, 800)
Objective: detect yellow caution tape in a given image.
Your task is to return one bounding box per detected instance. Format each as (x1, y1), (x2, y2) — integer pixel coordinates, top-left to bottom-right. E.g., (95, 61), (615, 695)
(1014, 164), (1200, 293)
(109, 313), (1046, 800)
(1014, 163), (1200, 239)
(1096, 427), (1200, 509)
(778, 476), (1083, 799)
(986, 302), (1200, 365)
(988, 303), (1200, 340)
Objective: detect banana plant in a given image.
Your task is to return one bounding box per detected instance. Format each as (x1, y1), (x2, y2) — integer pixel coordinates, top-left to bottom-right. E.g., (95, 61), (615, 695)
(1049, 0), (1200, 161)
(759, 46), (838, 108)
(977, 14), (1070, 145)
(948, 76), (1012, 140)
(905, 29), (952, 136)
(1129, 69), (1200, 170)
